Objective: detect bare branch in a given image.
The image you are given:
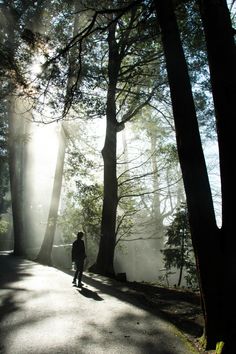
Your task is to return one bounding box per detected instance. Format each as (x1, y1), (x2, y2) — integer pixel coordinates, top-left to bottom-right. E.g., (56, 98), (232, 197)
(118, 177), (182, 200)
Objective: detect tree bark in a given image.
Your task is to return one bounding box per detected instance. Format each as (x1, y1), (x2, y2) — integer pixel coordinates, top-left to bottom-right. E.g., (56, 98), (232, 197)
(36, 126), (66, 265)
(177, 231), (184, 287)
(5, 0), (47, 256)
(154, 0), (221, 348)
(198, 0), (236, 350)
(95, 21), (120, 276)
(8, 102), (25, 256)
(36, 1), (80, 265)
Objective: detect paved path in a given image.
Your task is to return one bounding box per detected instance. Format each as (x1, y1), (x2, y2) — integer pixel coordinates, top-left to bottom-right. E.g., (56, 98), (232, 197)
(0, 252), (197, 354)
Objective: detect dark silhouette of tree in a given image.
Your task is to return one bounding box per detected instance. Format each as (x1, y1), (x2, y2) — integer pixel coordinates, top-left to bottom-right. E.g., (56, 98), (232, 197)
(92, 5), (162, 276)
(154, 0), (236, 350)
(95, 19), (119, 276)
(198, 1), (236, 352)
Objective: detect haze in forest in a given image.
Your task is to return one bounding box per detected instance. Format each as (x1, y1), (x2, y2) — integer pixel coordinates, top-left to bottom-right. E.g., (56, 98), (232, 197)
(1, 1), (236, 351)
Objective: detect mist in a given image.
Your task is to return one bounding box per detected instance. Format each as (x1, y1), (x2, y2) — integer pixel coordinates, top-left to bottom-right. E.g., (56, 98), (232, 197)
(23, 120), (61, 256)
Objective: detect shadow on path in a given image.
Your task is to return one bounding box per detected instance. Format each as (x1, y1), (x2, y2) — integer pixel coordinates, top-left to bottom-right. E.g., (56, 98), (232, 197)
(59, 266), (203, 341)
(0, 253), (200, 354)
(0, 252), (33, 323)
(76, 286), (104, 301)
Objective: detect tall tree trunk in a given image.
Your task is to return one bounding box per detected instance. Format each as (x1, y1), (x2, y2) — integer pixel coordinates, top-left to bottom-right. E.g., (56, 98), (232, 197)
(36, 126), (66, 265)
(95, 21), (120, 276)
(5, 0), (46, 256)
(177, 231), (185, 287)
(198, 1), (236, 351)
(8, 101), (25, 256)
(8, 96), (33, 256)
(150, 131), (164, 227)
(154, 0), (221, 348)
(36, 1), (79, 265)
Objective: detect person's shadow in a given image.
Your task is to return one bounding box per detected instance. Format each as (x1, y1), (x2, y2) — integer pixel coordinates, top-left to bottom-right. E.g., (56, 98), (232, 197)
(77, 286), (103, 301)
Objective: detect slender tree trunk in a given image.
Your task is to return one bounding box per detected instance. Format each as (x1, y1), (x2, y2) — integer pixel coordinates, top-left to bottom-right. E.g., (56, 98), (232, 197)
(95, 21), (120, 276)
(154, 0), (221, 348)
(8, 97), (32, 256)
(5, 0), (46, 256)
(8, 104), (24, 256)
(36, 2), (79, 265)
(198, 1), (236, 350)
(177, 232), (184, 287)
(36, 126), (66, 265)
(150, 132), (163, 225)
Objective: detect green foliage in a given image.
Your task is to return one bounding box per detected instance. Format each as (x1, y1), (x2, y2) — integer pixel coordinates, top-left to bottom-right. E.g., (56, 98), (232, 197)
(58, 181), (102, 265)
(176, 0), (216, 139)
(0, 218), (9, 236)
(59, 178), (102, 243)
(77, 182), (103, 242)
(216, 341), (224, 354)
(162, 203), (198, 289)
(59, 127), (103, 263)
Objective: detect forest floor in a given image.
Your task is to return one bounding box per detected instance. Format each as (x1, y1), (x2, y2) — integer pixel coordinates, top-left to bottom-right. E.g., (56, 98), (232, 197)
(84, 274), (211, 353)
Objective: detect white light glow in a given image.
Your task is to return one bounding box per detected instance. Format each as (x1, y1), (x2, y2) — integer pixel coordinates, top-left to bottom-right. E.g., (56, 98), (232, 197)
(31, 62), (42, 75)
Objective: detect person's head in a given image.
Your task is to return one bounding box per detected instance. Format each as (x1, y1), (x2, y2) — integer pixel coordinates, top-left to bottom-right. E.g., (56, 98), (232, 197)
(77, 231), (84, 239)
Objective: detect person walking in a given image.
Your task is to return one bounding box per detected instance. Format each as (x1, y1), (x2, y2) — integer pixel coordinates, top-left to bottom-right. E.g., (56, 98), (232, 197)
(72, 231), (86, 287)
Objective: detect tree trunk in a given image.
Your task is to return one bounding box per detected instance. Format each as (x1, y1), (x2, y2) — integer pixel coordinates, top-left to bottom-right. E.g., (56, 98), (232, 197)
(5, 0), (47, 256)
(36, 126), (66, 265)
(8, 109), (24, 256)
(8, 97), (32, 256)
(149, 130), (165, 251)
(154, 0), (221, 348)
(36, 2), (80, 265)
(95, 21), (120, 276)
(198, 1), (236, 350)
(177, 232), (184, 287)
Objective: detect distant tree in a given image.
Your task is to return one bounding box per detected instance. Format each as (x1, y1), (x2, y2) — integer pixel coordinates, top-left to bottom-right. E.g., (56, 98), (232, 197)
(162, 203), (198, 288)
(59, 132), (103, 267)
(0, 101), (10, 244)
(0, 102), (10, 215)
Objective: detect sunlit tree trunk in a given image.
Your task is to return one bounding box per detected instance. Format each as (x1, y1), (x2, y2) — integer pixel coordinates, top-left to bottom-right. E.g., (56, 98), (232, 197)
(95, 20), (120, 276)
(8, 94), (33, 256)
(36, 2), (80, 265)
(8, 100), (25, 256)
(198, 0), (236, 351)
(36, 126), (66, 265)
(154, 0), (221, 349)
(4, 3), (28, 256)
(4, 0), (47, 256)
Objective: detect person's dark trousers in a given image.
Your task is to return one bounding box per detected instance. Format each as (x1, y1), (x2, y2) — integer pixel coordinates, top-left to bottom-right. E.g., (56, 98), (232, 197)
(73, 260), (84, 285)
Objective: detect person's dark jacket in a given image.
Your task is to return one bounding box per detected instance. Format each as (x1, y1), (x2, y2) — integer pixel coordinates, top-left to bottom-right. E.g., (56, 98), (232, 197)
(72, 239), (86, 262)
